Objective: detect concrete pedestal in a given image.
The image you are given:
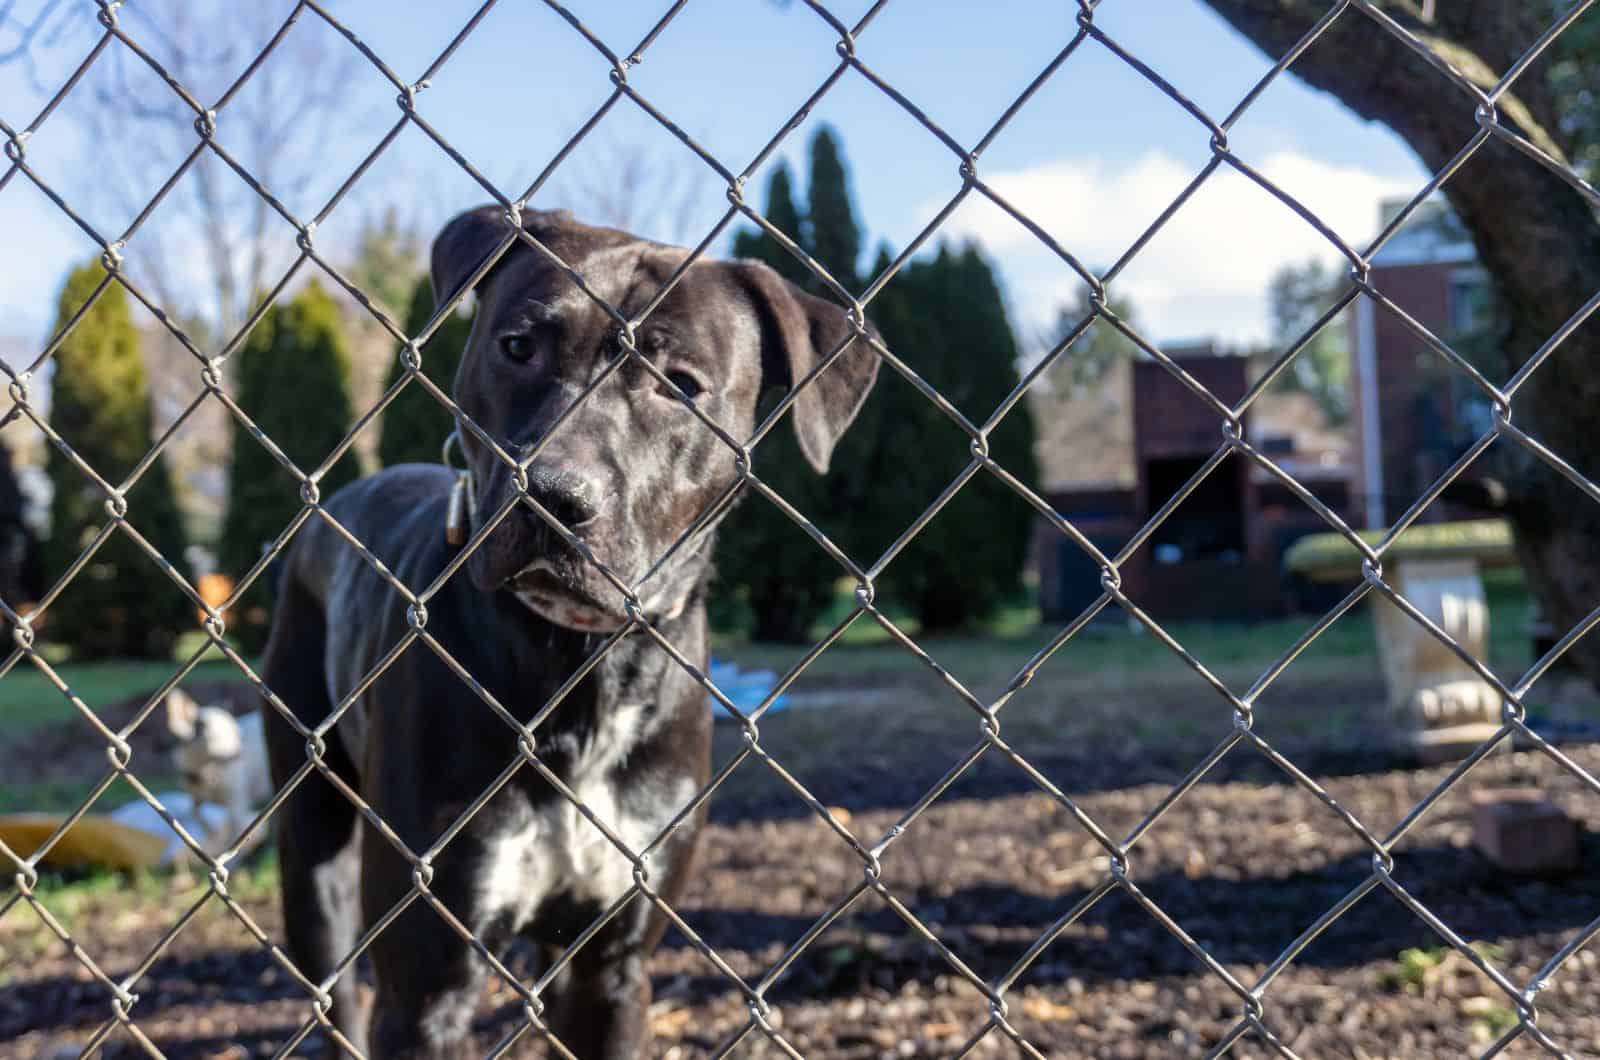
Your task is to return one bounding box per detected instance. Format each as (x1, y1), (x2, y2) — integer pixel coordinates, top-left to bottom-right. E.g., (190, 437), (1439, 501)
(1371, 557), (1505, 762)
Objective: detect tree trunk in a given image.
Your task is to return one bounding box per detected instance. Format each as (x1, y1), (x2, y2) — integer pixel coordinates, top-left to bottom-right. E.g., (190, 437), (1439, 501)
(1196, 0), (1600, 684)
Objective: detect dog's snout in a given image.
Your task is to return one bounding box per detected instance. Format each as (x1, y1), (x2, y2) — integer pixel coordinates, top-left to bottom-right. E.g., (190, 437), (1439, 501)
(526, 464), (601, 530)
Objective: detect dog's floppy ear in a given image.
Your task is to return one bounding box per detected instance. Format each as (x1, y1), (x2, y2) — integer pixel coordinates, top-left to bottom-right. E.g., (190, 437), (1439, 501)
(166, 688), (200, 741)
(731, 261), (881, 474)
(429, 205), (576, 311)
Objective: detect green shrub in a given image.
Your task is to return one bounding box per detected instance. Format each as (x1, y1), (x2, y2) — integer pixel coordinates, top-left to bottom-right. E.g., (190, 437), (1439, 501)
(219, 281), (360, 651)
(378, 274), (473, 468)
(44, 262), (192, 659)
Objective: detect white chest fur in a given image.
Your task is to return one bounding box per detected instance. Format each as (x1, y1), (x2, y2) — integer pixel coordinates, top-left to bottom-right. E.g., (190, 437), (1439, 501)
(475, 703), (692, 931)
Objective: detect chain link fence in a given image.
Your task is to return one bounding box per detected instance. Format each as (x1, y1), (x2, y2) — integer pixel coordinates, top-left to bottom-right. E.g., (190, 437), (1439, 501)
(3, 0), (1599, 1056)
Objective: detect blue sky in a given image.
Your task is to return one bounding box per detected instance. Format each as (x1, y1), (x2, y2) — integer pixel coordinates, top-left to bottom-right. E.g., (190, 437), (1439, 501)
(0, 0), (1431, 354)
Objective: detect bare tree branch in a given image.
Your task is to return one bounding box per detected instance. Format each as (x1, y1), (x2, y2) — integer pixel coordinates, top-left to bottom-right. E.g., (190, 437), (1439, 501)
(553, 136), (721, 246)
(28, 3), (367, 338)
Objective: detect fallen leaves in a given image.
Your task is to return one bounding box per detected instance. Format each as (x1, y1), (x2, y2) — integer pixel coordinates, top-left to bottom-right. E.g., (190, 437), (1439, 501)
(1020, 995), (1077, 1022)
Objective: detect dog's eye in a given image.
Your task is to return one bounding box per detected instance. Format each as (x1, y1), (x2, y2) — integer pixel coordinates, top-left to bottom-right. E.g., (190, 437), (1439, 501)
(500, 334), (535, 362)
(664, 370), (704, 403)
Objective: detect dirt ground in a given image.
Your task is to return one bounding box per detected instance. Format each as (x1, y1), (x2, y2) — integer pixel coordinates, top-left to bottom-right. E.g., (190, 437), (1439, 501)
(4, 656), (1600, 1058)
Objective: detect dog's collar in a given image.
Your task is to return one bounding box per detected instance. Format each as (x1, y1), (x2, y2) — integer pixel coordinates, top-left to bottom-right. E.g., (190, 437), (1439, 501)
(443, 430), (475, 548)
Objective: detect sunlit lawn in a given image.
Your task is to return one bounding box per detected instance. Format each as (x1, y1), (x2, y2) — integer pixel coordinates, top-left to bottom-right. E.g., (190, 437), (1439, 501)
(1, 572), (1536, 736)
(716, 567), (1533, 696)
(0, 569), (1542, 826)
(0, 569), (1566, 946)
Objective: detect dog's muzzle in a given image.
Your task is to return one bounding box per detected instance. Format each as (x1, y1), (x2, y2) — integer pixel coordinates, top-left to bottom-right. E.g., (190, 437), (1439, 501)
(441, 445), (688, 632)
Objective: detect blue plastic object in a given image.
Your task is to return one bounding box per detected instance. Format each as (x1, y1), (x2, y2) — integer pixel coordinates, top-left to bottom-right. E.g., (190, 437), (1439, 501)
(708, 658), (788, 718)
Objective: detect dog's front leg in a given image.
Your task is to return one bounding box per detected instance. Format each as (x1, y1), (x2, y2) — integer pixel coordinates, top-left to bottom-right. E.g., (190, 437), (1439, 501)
(365, 837), (487, 1060)
(540, 898), (661, 1060)
(543, 944), (652, 1059)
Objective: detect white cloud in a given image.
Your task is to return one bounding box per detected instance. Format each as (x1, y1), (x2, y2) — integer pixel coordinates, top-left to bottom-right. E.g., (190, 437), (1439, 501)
(925, 150), (1418, 346)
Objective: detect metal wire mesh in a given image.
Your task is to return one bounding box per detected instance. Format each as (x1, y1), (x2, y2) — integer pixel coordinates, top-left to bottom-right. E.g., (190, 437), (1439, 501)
(2, 0), (1599, 1057)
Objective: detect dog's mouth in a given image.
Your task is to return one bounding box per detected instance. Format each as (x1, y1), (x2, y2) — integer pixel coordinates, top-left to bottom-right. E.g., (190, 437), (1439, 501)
(506, 563), (626, 633)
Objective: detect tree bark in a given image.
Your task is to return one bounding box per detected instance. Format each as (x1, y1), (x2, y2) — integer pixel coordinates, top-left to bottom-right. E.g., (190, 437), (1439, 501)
(1197, 0), (1600, 684)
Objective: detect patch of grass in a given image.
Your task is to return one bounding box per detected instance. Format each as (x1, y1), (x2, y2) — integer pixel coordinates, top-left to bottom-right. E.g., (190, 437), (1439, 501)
(93, 853), (273, 907)
(717, 610), (1359, 693)
(1383, 945), (1447, 992)
(9, 851), (279, 913)
(0, 771), (183, 815)
(1379, 941), (1508, 995)
(1468, 1000), (1518, 1041)
(0, 853), (280, 983)
(713, 574), (1533, 696)
(0, 651), (252, 732)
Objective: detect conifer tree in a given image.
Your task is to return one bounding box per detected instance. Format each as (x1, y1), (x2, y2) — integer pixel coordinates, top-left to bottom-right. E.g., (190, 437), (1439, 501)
(45, 262), (192, 658)
(220, 280), (360, 651)
(378, 275), (474, 467)
(880, 245), (1038, 630)
(716, 131), (1039, 639)
(804, 128), (863, 293)
(720, 160), (851, 642)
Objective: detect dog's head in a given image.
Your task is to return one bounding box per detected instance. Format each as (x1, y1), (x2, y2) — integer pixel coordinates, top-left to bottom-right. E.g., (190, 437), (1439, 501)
(165, 689), (243, 801)
(430, 206), (880, 632)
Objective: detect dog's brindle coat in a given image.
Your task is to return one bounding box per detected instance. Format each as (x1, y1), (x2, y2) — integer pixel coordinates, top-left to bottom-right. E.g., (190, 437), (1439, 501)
(261, 207), (879, 1059)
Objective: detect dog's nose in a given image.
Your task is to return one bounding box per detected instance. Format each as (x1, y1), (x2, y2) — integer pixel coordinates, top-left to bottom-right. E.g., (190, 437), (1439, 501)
(525, 464), (601, 530)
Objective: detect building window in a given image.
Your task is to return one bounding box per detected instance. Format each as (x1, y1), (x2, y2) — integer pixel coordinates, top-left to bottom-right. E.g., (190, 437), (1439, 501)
(1451, 374), (1495, 446)
(1448, 268), (1491, 337)
(1146, 456), (1245, 563)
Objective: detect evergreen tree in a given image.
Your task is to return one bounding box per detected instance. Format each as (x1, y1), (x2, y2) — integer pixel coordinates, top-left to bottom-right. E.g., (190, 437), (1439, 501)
(45, 262), (192, 659)
(0, 436), (41, 618)
(378, 276), (474, 467)
(220, 280), (361, 651)
(348, 207), (423, 319)
(716, 131), (1039, 640)
(719, 161), (850, 643)
(804, 127), (863, 292)
(845, 243), (1038, 632)
(898, 246), (1038, 629)
(731, 163), (809, 287)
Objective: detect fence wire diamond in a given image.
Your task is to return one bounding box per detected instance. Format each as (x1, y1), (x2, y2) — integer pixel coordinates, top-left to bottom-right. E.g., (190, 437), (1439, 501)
(3, 1), (1600, 1057)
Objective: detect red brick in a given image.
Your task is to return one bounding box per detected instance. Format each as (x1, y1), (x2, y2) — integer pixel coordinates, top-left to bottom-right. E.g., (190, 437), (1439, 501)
(1471, 788), (1580, 877)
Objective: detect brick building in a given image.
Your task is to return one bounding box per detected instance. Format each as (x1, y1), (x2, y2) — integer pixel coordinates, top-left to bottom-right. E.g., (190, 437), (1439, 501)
(1033, 198), (1496, 624)
(1034, 344), (1352, 623)
(1350, 198), (1493, 529)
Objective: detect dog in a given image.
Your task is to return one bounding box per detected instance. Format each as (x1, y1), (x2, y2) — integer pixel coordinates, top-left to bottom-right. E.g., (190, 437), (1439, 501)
(164, 687), (273, 857)
(261, 206), (880, 1059)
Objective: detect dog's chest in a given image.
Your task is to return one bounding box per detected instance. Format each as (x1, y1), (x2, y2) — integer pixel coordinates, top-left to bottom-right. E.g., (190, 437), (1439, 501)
(475, 703), (687, 930)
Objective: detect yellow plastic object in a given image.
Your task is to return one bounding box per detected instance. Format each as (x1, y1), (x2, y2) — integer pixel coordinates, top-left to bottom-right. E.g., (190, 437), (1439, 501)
(1283, 518), (1515, 583)
(0, 813), (169, 872)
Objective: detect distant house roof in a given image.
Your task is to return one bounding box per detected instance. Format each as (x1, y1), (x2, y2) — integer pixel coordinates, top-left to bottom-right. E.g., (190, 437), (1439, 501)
(1250, 389), (1349, 461)
(1162, 339), (1224, 359)
(1027, 355), (1136, 492)
(1371, 196), (1477, 268)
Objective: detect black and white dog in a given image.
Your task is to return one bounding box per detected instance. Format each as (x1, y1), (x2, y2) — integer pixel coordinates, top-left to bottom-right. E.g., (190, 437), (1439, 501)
(261, 206), (879, 1058)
